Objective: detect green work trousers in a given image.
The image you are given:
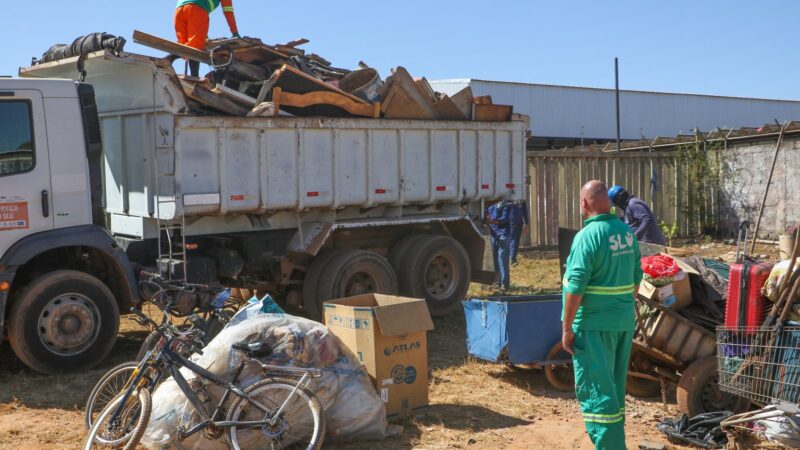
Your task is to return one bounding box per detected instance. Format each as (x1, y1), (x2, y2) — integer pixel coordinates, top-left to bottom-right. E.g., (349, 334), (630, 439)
(572, 329), (633, 450)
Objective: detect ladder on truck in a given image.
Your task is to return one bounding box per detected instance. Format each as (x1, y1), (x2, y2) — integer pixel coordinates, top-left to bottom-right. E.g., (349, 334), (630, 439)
(153, 138), (187, 283)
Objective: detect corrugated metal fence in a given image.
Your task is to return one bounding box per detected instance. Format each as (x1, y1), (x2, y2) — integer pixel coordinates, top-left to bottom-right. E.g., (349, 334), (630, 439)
(528, 150), (695, 246)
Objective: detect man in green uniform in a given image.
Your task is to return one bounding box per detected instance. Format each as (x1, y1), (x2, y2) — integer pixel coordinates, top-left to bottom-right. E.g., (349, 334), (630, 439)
(562, 180), (643, 450)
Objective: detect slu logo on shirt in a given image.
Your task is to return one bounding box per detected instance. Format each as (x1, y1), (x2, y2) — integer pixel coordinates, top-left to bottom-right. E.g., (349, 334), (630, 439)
(609, 232), (635, 252)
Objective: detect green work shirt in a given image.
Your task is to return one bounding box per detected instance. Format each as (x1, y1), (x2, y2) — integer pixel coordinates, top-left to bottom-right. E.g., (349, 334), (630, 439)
(562, 213), (643, 331)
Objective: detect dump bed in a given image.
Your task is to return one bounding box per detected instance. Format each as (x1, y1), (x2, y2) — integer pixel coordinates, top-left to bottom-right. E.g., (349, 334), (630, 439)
(21, 51), (528, 237)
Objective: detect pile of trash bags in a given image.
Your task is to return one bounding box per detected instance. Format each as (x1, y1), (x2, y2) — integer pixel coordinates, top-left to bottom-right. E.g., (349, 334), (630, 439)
(140, 297), (392, 449)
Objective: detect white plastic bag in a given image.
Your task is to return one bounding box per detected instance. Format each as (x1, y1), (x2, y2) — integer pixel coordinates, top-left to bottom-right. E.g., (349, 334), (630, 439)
(141, 313), (390, 449)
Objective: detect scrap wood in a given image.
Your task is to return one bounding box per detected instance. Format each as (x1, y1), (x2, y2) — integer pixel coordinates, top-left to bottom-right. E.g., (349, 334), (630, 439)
(381, 67), (438, 120)
(474, 103), (513, 122)
(283, 38), (310, 48)
(181, 79), (248, 116)
(451, 87), (474, 120)
(434, 95), (467, 121)
(272, 87), (380, 118)
(271, 64), (367, 104)
(205, 36), (289, 63)
(134, 30), (211, 63)
(212, 84), (257, 107)
(381, 85), (432, 120)
(133, 30), (268, 80)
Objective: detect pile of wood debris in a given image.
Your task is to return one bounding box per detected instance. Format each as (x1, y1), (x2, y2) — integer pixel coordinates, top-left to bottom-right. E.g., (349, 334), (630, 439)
(133, 30), (513, 121)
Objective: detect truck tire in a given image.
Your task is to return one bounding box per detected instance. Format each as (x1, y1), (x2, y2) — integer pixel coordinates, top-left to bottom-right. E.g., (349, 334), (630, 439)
(676, 356), (750, 416)
(312, 249), (398, 321)
(302, 250), (342, 321)
(6, 270), (119, 374)
(398, 235), (470, 316)
(389, 235), (429, 272)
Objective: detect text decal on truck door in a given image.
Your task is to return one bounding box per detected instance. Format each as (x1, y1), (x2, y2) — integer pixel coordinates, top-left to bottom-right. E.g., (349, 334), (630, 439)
(0, 197), (29, 231)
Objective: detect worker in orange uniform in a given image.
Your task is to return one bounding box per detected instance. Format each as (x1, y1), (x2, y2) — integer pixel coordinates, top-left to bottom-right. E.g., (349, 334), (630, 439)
(175, 0), (241, 77)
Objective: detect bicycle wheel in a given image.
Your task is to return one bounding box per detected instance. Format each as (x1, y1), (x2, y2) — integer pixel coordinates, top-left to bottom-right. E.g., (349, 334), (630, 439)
(85, 361), (139, 431)
(84, 388), (151, 450)
(226, 378), (325, 450)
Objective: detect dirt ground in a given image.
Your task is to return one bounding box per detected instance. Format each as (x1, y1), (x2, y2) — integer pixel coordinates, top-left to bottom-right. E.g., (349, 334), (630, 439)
(0, 241), (779, 449)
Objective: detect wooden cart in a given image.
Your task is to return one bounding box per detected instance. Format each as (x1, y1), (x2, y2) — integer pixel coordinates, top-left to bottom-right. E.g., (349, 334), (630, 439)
(627, 295), (750, 416)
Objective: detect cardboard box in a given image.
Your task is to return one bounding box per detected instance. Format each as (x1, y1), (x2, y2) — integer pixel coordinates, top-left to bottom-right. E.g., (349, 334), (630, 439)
(324, 294), (434, 418)
(639, 271), (692, 311)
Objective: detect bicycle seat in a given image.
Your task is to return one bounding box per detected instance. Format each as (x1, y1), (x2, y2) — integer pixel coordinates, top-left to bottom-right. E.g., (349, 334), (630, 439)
(232, 340), (272, 358)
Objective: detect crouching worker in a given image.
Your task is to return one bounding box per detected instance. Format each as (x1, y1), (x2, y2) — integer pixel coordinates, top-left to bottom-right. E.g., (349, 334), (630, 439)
(608, 185), (667, 246)
(562, 180), (643, 450)
(175, 0), (241, 77)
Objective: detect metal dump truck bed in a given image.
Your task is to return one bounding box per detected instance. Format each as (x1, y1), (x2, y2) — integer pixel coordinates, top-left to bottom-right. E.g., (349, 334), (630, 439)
(21, 51), (528, 239)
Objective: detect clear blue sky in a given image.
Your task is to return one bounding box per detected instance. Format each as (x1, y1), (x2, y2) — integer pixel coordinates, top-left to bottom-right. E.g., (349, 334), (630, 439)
(4, 1), (799, 100)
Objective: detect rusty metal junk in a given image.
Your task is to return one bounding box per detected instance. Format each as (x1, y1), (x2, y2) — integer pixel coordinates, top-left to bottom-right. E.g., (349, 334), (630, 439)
(129, 30), (513, 121)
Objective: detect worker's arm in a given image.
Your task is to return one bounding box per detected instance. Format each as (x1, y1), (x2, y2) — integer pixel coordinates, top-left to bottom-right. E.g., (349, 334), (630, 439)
(626, 202), (650, 241)
(561, 235), (596, 354)
(221, 0), (240, 36)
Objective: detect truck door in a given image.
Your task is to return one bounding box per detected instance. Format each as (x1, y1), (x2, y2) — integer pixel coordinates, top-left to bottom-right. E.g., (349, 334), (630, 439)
(0, 89), (53, 258)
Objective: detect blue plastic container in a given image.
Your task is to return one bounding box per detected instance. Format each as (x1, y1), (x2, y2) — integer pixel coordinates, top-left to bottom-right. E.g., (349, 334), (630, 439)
(463, 295), (563, 365)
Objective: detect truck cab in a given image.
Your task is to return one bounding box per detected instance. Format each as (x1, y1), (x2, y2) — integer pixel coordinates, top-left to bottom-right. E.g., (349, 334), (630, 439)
(0, 79), (138, 374)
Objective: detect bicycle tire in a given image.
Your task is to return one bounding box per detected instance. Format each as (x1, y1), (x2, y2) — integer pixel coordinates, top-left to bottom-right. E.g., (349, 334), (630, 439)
(84, 361), (139, 431)
(226, 378), (325, 450)
(84, 388), (152, 450)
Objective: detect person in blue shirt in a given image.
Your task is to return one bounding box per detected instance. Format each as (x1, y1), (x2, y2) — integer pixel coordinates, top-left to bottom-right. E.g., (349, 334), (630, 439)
(608, 186), (668, 246)
(508, 201), (529, 265)
(487, 201), (512, 289)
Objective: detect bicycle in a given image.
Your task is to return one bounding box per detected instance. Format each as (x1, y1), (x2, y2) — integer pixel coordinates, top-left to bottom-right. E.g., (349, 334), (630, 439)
(84, 279), (240, 431)
(84, 304), (326, 450)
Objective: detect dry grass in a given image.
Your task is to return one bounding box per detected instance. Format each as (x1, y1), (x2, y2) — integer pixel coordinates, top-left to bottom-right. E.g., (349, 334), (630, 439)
(1, 244), (767, 449)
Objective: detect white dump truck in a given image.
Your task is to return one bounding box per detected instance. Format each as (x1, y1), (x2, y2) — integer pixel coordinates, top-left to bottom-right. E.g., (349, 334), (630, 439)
(0, 50), (528, 373)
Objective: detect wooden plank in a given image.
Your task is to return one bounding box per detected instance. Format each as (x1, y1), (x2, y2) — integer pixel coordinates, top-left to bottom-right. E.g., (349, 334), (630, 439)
(180, 80), (248, 116)
(274, 88), (380, 118)
(451, 87), (474, 120)
(529, 158), (539, 246)
(434, 95), (467, 121)
(283, 38), (310, 48)
(134, 30), (211, 63)
(474, 95), (493, 105)
(382, 67), (438, 120)
(382, 84), (432, 120)
(474, 104), (513, 122)
(272, 64), (367, 104)
(212, 84), (257, 107)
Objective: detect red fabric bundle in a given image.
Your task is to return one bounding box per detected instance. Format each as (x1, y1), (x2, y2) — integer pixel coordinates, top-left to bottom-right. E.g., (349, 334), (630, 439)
(641, 254), (680, 279)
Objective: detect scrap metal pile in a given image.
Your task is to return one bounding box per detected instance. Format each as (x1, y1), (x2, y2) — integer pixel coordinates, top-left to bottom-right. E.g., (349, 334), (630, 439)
(132, 30), (514, 121)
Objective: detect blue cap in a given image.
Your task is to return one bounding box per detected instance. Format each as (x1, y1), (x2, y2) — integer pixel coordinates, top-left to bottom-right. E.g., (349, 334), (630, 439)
(608, 185), (626, 202)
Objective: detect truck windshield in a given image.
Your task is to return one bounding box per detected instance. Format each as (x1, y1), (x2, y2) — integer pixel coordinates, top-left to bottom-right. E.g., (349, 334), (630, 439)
(0, 101), (34, 176)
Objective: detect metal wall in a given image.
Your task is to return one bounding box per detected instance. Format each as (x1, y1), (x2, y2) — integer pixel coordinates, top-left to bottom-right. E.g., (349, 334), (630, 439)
(527, 151), (684, 246)
(430, 79), (800, 141)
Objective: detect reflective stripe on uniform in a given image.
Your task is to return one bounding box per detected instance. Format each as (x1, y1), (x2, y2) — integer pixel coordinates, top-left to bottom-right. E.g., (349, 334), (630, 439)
(223, 6), (234, 12)
(562, 281), (635, 296)
(583, 409), (625, 424)
(206, 0), (218, 11)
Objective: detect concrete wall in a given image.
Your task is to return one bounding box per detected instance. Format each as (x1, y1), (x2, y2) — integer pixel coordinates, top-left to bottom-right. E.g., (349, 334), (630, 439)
(718, 137), (800, 240)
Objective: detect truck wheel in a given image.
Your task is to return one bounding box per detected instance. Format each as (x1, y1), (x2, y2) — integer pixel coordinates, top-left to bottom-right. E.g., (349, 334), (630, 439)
(677, 356), (750, 416)
(302, 250), (343, 321)
(398, 236), (470, 316)
(313, 249), (398, 321)
(389, 235), (429, 271)
(6, 270), (119, 374)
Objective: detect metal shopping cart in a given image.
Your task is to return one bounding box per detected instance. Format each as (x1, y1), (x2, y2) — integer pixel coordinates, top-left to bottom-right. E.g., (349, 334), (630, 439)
(717, 326), (800, 447)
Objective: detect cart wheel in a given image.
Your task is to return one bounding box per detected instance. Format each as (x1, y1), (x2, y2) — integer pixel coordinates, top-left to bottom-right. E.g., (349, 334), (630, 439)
(677, 356), (750, 416)
(626, 352), (662, 398)
(626, 374), (662, 398)
(544, 342), (574, 392)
